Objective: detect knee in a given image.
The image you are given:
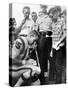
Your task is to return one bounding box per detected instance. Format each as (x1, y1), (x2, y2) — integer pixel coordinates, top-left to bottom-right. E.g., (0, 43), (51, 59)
(23, 70), (31, 79)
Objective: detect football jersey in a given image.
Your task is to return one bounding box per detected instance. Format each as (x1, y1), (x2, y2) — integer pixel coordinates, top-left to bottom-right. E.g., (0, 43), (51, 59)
(9, 36), (41, 79)
(11, 36), (29, 63)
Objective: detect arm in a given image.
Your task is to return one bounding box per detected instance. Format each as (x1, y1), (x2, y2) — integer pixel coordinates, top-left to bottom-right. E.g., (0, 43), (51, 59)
(15, 77), (24, 87)
(15, 19), (26, 35)
(12, 58), (23, 65)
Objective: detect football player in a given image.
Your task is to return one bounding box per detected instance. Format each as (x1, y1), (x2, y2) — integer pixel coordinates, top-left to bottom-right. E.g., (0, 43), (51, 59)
(9, 30), (41, 86)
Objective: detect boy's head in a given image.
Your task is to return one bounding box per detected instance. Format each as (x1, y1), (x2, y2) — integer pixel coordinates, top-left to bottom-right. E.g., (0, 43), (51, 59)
(48, 6), (61, 21)
(27, 30), (39, 45)
(31, 12), (37, 22)
(52, 6), (61, 20)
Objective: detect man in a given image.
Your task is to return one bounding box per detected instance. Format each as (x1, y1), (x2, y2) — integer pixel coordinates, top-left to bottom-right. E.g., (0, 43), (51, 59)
(30, 12), (39, 61)
(15, 6), (33, 35)
(9, 30), (41, 86)
(50, 6), (66, 83)
(37, 6), (52, 85)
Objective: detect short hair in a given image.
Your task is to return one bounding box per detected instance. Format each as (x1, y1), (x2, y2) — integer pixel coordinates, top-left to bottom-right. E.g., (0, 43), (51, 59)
(23, 6), (30, 13)
(48, 7), (54, 16)
(61, 10), (66, 16)
(48, 6), (61, 16)
(40, 5), (47, 14)
(31, 12), (37, 15)
(29, 30), (40, 38)
(40, 5), (47, 9)
(53, 6), (61, 14)
(56, 6), (61, 12)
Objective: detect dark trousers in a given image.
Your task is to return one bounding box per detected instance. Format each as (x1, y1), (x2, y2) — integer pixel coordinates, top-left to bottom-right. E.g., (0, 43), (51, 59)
(37, 36), (52, 84)
(52, 45), (66, 84)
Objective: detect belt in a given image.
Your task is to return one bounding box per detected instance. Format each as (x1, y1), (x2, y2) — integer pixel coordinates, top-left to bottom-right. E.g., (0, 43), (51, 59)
(39, 31), (52, 37)
(19, 34), (27, 37)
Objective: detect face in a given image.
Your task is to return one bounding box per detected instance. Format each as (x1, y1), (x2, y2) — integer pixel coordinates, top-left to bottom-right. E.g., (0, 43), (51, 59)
(49, 12), (53, 18)
(31, 13), (37, 22)
(53, 12), (58, 20)
(53, 11), (60, 20)
(23, 8), (30, 19)
(28, 34), (38, 45)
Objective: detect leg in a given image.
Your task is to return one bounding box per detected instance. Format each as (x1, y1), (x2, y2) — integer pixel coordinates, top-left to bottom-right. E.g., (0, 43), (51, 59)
(15, 69), (31, 86)
(49, 49), (56, 81)
(55, 49), (63, 84)
(37, 37), (49, 84)
(15, 77), (24, 87)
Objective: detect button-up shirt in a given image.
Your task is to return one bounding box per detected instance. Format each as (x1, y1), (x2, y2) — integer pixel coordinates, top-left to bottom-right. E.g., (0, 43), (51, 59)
(52, 17), (66, 48)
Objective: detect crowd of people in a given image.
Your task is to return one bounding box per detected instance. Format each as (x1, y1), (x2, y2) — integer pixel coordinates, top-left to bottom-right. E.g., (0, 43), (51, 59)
(9, 5), (66, 86)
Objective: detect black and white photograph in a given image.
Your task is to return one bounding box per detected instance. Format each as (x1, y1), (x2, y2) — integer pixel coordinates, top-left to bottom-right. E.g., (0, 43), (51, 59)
(9, 3), (66, 87)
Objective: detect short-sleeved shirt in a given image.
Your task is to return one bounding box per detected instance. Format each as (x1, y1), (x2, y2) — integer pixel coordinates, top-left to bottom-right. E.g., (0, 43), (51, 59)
(52, 17), (66, 46)
(19, 19), (33, 35)
(37, 14), (52, 32)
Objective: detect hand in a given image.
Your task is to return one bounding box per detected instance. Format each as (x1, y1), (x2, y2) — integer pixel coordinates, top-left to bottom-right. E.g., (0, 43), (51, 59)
(26, 59), (37, 66)
(59, 43), (64, 47)
(22, 18), (26, 25)
(53, 44), (60, 50)
(22, 60), (26, 65)
(56, 46), (60, 50)
(52, 44), (57, 49)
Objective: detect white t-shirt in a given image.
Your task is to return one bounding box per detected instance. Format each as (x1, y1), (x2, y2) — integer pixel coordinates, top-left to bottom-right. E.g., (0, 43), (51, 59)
(19, 19), (33, 35)
(31, 20), (39, 31)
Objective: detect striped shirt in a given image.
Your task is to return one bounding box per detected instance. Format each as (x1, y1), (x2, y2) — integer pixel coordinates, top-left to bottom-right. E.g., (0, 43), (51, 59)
(12, 36), (29, 65)
(52, 17), (66, 46)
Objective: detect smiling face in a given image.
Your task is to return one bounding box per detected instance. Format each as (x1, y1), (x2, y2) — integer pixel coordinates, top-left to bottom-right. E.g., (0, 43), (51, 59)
(52, 7), (61, 21)
(53, 11), (60, 20)
(31, 12), (37, 22)
(28, 34), (37, 44)
(23, 7), (30, 19)
(27, 30), (39, 45)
